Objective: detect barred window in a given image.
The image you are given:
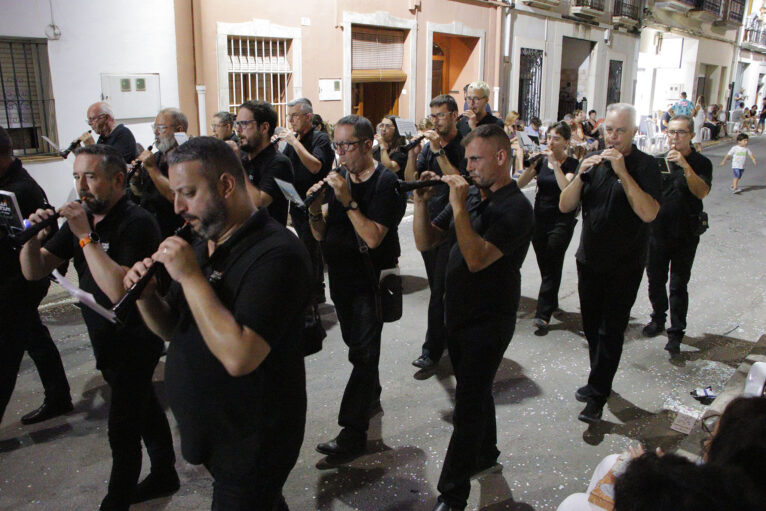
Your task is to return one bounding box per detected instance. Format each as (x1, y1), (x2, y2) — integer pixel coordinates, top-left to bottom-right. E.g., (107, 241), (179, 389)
(0, 38), (57, 157)
(227, 36), (292, 126)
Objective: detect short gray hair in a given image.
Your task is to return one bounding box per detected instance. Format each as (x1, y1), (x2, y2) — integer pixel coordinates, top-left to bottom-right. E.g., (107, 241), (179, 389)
(287, 97), (313, 114)
(213, 111), (235, 125)
(91, 101), (114, 119)
(606, 103), (636, 128)
(159, 107), (189, 131)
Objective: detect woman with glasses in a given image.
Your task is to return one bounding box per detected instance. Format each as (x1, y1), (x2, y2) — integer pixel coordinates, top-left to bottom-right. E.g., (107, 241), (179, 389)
(516, 121), (578, 334)
(373, 116), (408, 179)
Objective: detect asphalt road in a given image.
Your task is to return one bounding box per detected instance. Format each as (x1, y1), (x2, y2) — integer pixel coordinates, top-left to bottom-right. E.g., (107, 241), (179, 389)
(1, 134), (764, 510)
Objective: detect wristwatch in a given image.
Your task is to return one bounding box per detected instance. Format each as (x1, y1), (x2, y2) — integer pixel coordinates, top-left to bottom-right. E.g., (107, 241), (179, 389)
(79, 231), (100, 248)
(433, 148), (446, 157)
(343, 200), (359, 212)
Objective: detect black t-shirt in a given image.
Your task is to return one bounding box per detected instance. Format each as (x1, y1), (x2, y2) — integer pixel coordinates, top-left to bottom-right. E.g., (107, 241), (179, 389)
(164, 209), (310, 466)
(373, 145), (408, 180)
(243, 144), (294, 226)
(283, 129), (334, 199)
(416, 132), (467, 220)
(44, 196), (163, 369)
(457, 112), (505, 137)
(652, 149), (712, 239)
(575, 145), (662, 273)
(660, 112), (671, 132)
(97, 124), (137, 163)
(534, 156), (579, 219)
(434, 182), (534, 330)
(322, 164), (405, 277)
(0, 159), (51, 309)
(132, 151), (185, 238)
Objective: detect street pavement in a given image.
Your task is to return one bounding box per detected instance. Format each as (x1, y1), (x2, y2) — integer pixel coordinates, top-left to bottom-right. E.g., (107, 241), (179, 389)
(2, 134), (765, 510)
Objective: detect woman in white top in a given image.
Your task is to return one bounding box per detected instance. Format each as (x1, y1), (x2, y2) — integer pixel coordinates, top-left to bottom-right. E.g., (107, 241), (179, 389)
(692, 96), (706, 152)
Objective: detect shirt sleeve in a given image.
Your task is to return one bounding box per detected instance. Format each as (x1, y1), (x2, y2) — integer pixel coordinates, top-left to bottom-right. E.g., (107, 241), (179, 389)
(111, 127), (137, 163)
(483, 196), (533, 256)
(365, 171), (405, 230)
(694, 158), (713, 188)
(44, 221), (75, 261)
(727, 147), (736, 156)
(257, 157), (292, 200)
(416, 145), (429, 175)
(111, 216), (162, 267)
(639, 157), (662, 202)
(432, 202), (454, 231)
(311, 132), (335, 175)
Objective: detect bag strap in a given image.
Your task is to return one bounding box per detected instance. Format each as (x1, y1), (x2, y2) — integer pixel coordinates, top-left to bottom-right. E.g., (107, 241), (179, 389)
(343, 171), (379, 290)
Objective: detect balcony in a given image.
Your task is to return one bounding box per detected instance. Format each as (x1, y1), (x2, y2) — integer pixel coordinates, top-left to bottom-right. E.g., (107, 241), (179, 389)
(612, 0), (642, 26)
(743, 15), (766, 51)
(689, 0), (722, 22)
(654, 0), (695, 14)
(522, 0), (561, 9)
(714, 0), (745, 27)
(571, 0), (605, 18)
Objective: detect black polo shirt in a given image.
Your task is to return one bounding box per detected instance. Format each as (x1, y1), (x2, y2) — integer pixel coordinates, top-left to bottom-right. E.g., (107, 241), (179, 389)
(44, 196), (163, 369)
(433, 181), (534, 330)
(416, 132), (467, 220)
(652, 149), (712, 239)
(163, 209), (310, 466)
(575, 145), (662, 273)
(322, 164), (405, 278)
(0, 158), (51, 310)
(373, 145), (408, 180)
(534, 156), (579, 219)
(223, 132), (240, 145)
(97, 123), (137, 163)
(133, 151), (185, 238)
(457, 112), (505, 137)
(242, 144), (294, 226)
(283, 129), (334, 199)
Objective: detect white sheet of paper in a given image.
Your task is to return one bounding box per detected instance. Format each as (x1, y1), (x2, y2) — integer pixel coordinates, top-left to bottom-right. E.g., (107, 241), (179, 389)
(274, 178), (305, 206)
(52, 270), (117, 324)
(394, 118), (418, 138)
(670, 411), (697, 435)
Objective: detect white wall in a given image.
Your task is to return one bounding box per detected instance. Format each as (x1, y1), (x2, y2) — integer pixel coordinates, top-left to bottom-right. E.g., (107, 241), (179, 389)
(0, 0), (179, 207)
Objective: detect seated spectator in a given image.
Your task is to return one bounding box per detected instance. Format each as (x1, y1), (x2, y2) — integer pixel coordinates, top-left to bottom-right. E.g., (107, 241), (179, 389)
(583, 110), (603, 148)
(525, 117), (542, 144)
(505, 110), (520, 138)
(660, 106), (673, 132)
(716, 104), (729, 137)
(731, 102), (745, 133)
(703, 104), (721, 139)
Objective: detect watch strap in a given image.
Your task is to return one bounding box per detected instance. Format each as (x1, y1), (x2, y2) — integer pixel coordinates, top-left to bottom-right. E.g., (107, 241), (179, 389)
(79, 236), (93, 248)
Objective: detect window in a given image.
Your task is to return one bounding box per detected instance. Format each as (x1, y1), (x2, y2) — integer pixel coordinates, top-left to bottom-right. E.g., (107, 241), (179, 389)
(227, 36), (292, 126)
(0, 38), (57, 157)
(351, 26), (407, 82)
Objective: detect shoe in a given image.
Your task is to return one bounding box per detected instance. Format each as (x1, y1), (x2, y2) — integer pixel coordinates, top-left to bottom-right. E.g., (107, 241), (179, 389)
(733, 188), (742, 194)
(20, 399), (73, 425)
(131, 469), (180, 503)
(578, 401), (603, 424)
(664, 337), (682, 354)
(412, 354), (436, 369)
(432, 502), (461, 511)
(470, 460), (503, 479)
(641, 321), (665, 338)
(316, 435), (365, 457)
(575, 385), (597, 403)
(533, 318), (549, 333)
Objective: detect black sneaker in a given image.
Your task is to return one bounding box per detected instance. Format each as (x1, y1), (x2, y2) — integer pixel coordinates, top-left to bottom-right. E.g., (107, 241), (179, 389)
(578, 401), (603, 424)
(664, 337), (682, 354)
(20, 399), (73, 425)
(533, 318), (549, 335)
(575, 385), (597, 403)
(131, 469), (180, 503)
(412, 355), (436, 369)
(642, 321), (665, 338)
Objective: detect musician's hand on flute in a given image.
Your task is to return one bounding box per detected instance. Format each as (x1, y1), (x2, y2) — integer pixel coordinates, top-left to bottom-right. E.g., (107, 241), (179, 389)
(442, 174), (470, 210)
(325, 171), (353, 207)
(138, 149), (159, 173)
(226, 140), (241, 158)
(276, 129), (298, 147)
(26, 207), (57, 242)
(153, 236), (200, 285)
(123, 258), (159, 299)
(80, 132), (96, 146)
(601, 147), (626, 175)
(578, 154), (604, 176)
(424, 130), (442, 152)
(413, 171), (439, 202)
(305, 179), (328, 213)
(58, 201), (90, 238)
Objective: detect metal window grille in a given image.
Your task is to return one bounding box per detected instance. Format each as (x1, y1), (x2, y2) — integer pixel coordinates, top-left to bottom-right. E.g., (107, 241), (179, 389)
(572, 0), (606, 10)
(519, 48), (544, 125)
(352, 26), (404, 70)
(0, 38), (57, 156)
(728, 0), (745, 23)
(745, 14), (766, 45)
(695, 0), (722, 15)
(227, 36), (292, 127)
(613, 0), (642, 19)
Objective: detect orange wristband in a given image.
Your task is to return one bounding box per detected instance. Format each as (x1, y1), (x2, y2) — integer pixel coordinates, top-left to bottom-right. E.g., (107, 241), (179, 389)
(79, 236), (93, 248)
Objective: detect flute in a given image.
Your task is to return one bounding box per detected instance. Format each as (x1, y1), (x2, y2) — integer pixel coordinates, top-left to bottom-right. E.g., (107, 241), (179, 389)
(395, 176), (474, 194)
(60, 131), (92, 158)
(112, 222), (194, 325)
(302, 165), (348, 209)
(12, 201), (81, 245)
(126, 145), (154, 182)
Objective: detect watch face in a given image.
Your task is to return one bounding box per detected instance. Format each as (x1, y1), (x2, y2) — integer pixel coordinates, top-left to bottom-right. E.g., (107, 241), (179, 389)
(90, 232), (100, 242)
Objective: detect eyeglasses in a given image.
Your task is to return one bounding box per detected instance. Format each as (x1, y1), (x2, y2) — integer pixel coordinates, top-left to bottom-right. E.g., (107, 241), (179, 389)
(428, 112), (450, 121)
(233, 120), (257, 130)
(667, 129), (690, 136)
(378, 123), (394, 130)
(151, 124), (168, 133)
(87, 113), (107, 125)
(288, 113), (307, 120)
(604, 127), (628, 136)
(210, 123), (229, 129)
(331, 139), (366, 152)
(466, 96), (487, 103)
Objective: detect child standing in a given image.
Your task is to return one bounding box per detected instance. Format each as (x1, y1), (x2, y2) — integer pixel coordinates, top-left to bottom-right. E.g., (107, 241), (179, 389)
(720, 133), (757, 193)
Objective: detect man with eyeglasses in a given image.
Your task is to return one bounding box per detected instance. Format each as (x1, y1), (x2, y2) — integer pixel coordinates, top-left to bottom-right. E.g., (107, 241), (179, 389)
(131, 108), (187, 237)
(457, 81), (504, 137)
(404, 94), (466, 371)
(280, 97), (334, 305)
(560, 103), (661, 424)
(86, 101), (137, 163)
(642, 116), (711, 353)
(306, 115), (405, 459)
(235, 100), (294, 226)
(210, 111), (239, 145)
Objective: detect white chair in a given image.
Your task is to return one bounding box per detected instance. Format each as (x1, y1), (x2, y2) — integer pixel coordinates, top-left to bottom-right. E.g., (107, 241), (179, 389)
(699, 127), (711, 143)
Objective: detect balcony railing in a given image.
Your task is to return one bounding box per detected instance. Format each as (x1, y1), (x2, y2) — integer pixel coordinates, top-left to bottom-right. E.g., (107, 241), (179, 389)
(613, 0), (642, 19)
(572, 0), (606, 10)
(744, 16), (766, 46)
(693, 0), (723, 17)
(728, 0), (745, 23)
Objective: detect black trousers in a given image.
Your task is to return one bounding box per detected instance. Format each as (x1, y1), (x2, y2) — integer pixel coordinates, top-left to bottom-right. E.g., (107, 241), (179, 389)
(577, 261), (644, 404)
(100, 349), (175, 509)
(531, 214), (576, 322)
(0, 301), (70, 424)
(420, 243), (450, 360)
(291, 208), (325, 303)
(646, 234), (699, 340)
(437, 319), (514, 510)
(329, 274), (382, 440)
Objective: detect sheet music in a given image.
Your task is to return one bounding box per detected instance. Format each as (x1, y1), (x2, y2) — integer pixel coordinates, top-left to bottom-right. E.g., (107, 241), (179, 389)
(274, 178), (306, 207)
(52, 270), (117, 324)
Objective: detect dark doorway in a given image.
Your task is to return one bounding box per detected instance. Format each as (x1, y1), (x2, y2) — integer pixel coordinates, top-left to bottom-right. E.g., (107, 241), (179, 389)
(352, 81), (402, 128)
(518, 48), (544, 124)
(558, 37), (595, 119)
(607, 60), (623, 106)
